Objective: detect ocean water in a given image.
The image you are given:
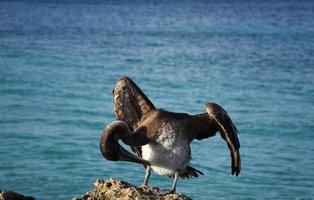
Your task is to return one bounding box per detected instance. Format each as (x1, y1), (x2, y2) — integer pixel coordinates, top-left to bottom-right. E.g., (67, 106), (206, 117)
(1, 1), (314, 199)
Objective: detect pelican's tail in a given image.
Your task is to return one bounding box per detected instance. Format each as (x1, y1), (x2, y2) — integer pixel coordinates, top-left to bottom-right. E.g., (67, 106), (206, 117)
(180, 166), (204, 179)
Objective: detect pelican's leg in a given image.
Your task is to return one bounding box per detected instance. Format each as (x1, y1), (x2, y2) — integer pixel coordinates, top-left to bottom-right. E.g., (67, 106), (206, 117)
(143, 165), (151, 186)
(160, 171), (179, 195)
(170, 171), (179, 193)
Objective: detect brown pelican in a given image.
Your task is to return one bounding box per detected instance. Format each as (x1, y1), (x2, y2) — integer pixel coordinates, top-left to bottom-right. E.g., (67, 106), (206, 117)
(100, 76), (241, 194)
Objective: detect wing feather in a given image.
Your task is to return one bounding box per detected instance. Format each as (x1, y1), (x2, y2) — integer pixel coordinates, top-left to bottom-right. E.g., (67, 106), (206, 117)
(112, 76), (155, 161)
(113, 76), (155, 130)
(188, 102), (241, 176)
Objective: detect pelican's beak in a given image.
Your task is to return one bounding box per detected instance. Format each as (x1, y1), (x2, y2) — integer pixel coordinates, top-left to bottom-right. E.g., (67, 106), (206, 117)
(118, 144), (150, 165)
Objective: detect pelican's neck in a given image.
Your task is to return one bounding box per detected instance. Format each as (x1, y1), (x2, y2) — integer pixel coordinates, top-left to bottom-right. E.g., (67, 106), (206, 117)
(100, 120), (149, 165)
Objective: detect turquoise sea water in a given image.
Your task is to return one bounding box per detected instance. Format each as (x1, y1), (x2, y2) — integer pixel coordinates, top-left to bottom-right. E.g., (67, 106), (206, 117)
(1, 1), (314, 199)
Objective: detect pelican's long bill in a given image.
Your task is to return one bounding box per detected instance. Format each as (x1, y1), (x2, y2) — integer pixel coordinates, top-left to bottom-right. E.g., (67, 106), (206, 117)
(118, 144), (150, 165)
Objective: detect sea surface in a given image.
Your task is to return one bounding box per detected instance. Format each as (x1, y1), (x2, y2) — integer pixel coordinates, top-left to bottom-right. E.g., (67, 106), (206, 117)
(1, 1), (314, 199)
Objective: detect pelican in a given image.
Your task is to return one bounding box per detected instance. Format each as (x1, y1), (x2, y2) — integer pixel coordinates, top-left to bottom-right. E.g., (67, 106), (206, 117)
(100, 76), (241, 194)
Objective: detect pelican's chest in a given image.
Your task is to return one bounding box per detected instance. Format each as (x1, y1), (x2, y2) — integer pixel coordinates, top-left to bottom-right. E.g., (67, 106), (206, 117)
(141, 122), (191, 177)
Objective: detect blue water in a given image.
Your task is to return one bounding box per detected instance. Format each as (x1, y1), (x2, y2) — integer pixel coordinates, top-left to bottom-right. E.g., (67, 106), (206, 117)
(1, 1), (314, 199)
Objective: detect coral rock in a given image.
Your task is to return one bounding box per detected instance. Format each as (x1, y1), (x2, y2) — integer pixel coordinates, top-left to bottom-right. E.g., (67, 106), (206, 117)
(73, 178), (191, 200)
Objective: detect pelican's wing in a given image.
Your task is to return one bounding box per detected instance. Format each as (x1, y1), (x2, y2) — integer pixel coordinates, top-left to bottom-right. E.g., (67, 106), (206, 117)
(188, 102), (241, 176)
(113, 76), (155, 160)
(113, 76), (155, 130)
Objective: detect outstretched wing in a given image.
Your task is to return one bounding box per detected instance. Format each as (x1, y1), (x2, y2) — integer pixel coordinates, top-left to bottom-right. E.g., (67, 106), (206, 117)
(188, 102), (241, 176)
(113, 76), (155, 130)
(112, 76), (155, 159)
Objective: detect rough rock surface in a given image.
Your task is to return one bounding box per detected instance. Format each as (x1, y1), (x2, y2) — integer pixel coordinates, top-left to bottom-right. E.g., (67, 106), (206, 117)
(73, 178), (191, 200)
(0, 190), (35, 200)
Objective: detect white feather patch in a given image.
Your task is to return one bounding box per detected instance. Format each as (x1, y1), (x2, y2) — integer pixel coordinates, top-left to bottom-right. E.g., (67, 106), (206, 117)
(142, 122), (191, 177)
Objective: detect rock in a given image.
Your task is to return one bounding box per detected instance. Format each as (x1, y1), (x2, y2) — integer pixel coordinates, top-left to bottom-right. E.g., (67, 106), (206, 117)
(0, 190), (35, 200)
(73, 178), (191, 200)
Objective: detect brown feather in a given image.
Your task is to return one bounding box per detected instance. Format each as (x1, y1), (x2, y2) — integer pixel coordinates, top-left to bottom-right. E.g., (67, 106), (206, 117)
(112, 76), (156, 165)
(187, 102), (241, 176)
